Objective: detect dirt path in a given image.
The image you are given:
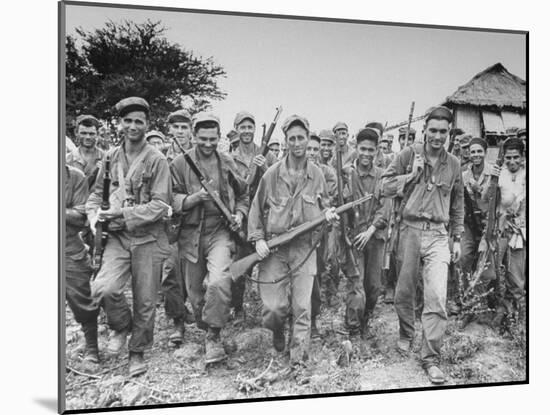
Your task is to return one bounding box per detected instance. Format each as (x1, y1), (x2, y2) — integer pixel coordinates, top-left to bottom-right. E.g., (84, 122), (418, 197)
(64, 283), (526, 410)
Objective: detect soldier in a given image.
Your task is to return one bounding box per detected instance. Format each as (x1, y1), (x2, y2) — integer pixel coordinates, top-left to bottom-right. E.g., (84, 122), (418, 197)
(66, 114), (105, 189)
(319, 129), (336, 165)
(248, 115), (338, 366)
(145, 131), (166, 154)
(165, 109), (193, 162)
(484, 138), (526, 324)
(382, 106), (464, 385)
(331, 121), (356, 167)
(65, 165), (100, 364)
(170, 113), (249, 363)
(230, 111), (278, 320)
(398, 126), (416, 150)
(86, 97), (172, 376)
(306, 133), (338, 337)
(338, 128), (389, 337)
(459, 134), (472, 171)
(365, 121), (391, 169)
(268, 138), (281, 159)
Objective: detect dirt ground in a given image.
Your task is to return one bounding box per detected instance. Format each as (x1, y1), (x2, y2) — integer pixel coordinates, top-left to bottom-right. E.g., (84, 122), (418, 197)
(64, 279), (526, 411)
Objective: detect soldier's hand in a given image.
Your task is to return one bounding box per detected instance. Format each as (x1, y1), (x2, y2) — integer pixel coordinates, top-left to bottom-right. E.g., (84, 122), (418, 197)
(195, 188), (213, 203)
(230, 212), (243, 231)
(325, 207), (340, 225)
(490, 164), (501, 177)
(255, 239), (270, 259)
(478, 238), (488, 253)
(96, 160), (103, 171)
(468, 179), (481, 193)
(98, 206), (123, 221)
(353, 226), (375, 250)
(252, 155), (267, 168)
(89, 214), (98, 236)
(452, 241), (462, 263)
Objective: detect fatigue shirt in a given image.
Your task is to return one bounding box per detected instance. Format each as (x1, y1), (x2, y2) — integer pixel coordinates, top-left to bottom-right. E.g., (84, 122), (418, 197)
(66, 146), (104, 182)
(166, 141), (193, 163)
(381, 143), (464, 237)
(248, 157), (330, 243)
(462, 162), (492, 214)
(318, 163), (338, 204)
(170, 147), (249, 263)
(231, 142), (278, 181)
(343, 161), (389, 240)
(86, 143), (172, 242)
(65, 165), (89, 259)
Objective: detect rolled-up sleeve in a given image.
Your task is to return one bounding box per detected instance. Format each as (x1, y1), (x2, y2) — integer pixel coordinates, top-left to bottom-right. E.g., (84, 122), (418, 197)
(381, 147), (413, 198)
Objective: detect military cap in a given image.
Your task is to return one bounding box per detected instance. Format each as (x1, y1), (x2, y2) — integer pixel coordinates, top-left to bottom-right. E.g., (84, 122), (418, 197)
(145, 130), (166, 142)
(468, 137), (487, 151)
(167, 109), (192, 124)
(75, 114), (100, 127)
(230, 135), (240, 145)
(115, 97), (150, 117)
(226, 129), (238, 140)
(268, 138), (281, 148)
(233, 111), (255, 128)
(309, 132), (321, 143)
(398, 126), (417, 137)
(356, 127), (380, 144)
(365, 122), (384, 137)
(503, 137), (525, 153)
(282, 115), (310, 134)
(193, 113), (220, 130)
(517, 128), (527, 138)
(450, 127), (465, 138)
(425, 106), (453, 123)
(319, 129), (335, 142)
(459, 134), (472, 148)
(332, 121), (348, 133)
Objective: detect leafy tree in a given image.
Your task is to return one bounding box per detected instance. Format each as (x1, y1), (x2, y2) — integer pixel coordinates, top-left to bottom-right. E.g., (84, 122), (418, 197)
(66, 20), (226, 134)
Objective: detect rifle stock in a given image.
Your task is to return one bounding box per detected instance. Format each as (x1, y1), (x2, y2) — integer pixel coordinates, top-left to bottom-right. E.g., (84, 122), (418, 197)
(229, 194), (372, 281)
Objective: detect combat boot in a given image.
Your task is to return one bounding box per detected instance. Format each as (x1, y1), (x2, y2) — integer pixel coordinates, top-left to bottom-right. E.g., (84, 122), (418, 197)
(383, 286), (395, 304)
(82, 322), (99, 363)
(168, 318), (185, 346)
(310, 316), (320, 339)
(272, 327), (285, 352)
(128, 351), (147, 377)
(205, 328), (227, 364)
(106, 329), (128, 355)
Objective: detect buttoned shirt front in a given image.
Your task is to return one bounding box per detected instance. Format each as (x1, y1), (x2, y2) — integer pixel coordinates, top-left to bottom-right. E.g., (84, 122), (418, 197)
(66, 146), (104, 183)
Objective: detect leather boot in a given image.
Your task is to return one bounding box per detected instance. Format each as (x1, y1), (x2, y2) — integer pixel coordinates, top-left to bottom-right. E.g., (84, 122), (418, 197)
(106, 329), (129, 355)
(128, 351), (147, 377)
(205, 328), (227, 364)
(272, 327), (285, 352)
(169, 318), (185, 345)
(82, 322), (99, 363)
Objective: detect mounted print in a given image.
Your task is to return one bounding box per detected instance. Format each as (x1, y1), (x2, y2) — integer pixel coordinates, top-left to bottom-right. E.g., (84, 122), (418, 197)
(59, 1), (528, 413)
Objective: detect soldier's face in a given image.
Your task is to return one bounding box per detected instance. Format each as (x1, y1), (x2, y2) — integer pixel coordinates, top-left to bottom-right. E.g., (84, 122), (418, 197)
(425, 119), (449, 150)
(306, 139), (320, 163)
(335, 128), (348, 146)
(357, 139), (377, 168)
(461, 146), (470, 163)
(269, 145), (280, 158)
(504, 149), (522, 173)
(120, 111), (148, 143)
(195, 127), (219, 157)
(285, 126), (308, 158)
(399, 135), (414, 149)
(320, 140), (334, 160)
(169, 122), (192, 146)
(148, 137), (164, 151)
(77, 125), (98, 148)
(469, 144), (486, 167)
(237, 120), (255, 145)
(379, 141), (389, 153)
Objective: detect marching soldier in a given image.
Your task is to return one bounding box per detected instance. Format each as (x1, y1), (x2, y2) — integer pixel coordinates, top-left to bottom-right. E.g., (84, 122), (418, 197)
(248, 115), (338, 366)
(65, 165), (100, 364)
(382, 106), (464, 385)
(319, 129), (336, 166)
(165, 109), (193, 162)
(170, 113), (249, 363)
(331, 121), (356, 167)
(86, 97), (172, 376)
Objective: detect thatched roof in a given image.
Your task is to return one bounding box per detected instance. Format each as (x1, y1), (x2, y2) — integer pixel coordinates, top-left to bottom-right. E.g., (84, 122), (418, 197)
(444, 63), (526, 110)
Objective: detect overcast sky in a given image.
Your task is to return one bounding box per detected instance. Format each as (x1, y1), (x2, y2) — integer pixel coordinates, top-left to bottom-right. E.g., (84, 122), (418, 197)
(65, 4), (526, 146)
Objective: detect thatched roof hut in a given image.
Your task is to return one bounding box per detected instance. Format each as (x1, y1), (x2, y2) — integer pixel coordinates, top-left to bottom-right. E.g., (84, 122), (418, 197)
(443, 63), (526, 142)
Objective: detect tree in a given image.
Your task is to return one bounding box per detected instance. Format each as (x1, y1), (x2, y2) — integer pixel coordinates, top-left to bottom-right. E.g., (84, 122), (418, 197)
(66, 20), (226, 133)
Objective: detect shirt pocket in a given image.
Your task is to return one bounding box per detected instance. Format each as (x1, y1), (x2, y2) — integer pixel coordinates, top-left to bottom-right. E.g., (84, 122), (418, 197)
(302, 194), (322, 221)
(433, 181), (452, 221)
(133, 171), (153, 204)
(266, 196), (290, 235)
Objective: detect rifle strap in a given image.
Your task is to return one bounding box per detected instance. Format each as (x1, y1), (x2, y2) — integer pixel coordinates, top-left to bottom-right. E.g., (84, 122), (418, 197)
(246, 223), (328, 284)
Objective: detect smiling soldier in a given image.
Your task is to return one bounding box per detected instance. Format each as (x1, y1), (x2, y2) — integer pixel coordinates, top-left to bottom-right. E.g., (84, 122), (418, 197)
(382, 106), (464, 385)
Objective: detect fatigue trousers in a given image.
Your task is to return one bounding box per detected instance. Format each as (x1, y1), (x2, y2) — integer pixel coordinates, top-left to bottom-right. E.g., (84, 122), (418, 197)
(161, 244), (189, 322)
(181, 225), (234, 329)
(460, 224), (480, 275)
(231, 241), (254, 312)
(91, 232), (167, 353)
(497, 237), (526, 314)
(66, 254), (99, 326)
(311, 227), (340, 319)
(395, 223), (450, 368)
(259, 239), (316, 363)
(343, 238), (384, 331)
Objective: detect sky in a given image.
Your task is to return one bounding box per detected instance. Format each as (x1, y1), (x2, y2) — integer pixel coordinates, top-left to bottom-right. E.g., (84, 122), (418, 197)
(65, 4), (526, 148)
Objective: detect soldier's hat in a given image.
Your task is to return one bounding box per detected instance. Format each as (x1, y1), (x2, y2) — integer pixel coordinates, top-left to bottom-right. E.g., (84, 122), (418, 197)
(226, 129), (238, 139)
(167, 109), (192, 124)
(459, 134), (472, 148)
(75, 114), (100, 128)
(468, 137), (487, 151)
(309, 131), (321, 143)
(145, 130), (166, 142)
(398, 126), (417, 137)
(282, 115), (310, 134)
(503, 137), (525, 153)
(425, 106), (453, 123)
(115, 97), (150, 117)
(365, 122), (384, 137)
(268, 138), (281, 148)
(332, 121), (348, 133)
(233, 111), (255, 128)
(319, 129), (335, 143)
(192, 113), (221, 130)
(356, 127), (380, 144)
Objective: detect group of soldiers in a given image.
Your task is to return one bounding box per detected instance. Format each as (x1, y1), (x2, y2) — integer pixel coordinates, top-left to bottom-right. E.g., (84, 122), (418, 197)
(65, 96), (526, 386)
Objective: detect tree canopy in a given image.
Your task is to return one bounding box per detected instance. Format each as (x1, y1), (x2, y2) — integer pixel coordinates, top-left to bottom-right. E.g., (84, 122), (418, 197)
(66, 20), (226, 132)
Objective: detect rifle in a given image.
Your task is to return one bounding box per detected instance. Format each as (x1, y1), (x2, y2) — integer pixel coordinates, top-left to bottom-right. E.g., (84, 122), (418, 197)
(91, 155), (111, 279)
(229, 194), (373, 281)
(246, 107), (283, 190)
(383, 102), (416, 273)
(463, 185), (483, 240)
(465, 142), (505, 297)
(169, 135), (246, 242)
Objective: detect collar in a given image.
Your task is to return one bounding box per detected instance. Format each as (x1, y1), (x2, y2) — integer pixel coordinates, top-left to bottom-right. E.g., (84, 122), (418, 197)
(352, 159), (376, 178)
(279, 155), (315, 181)
(420, 143), (448, 165)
